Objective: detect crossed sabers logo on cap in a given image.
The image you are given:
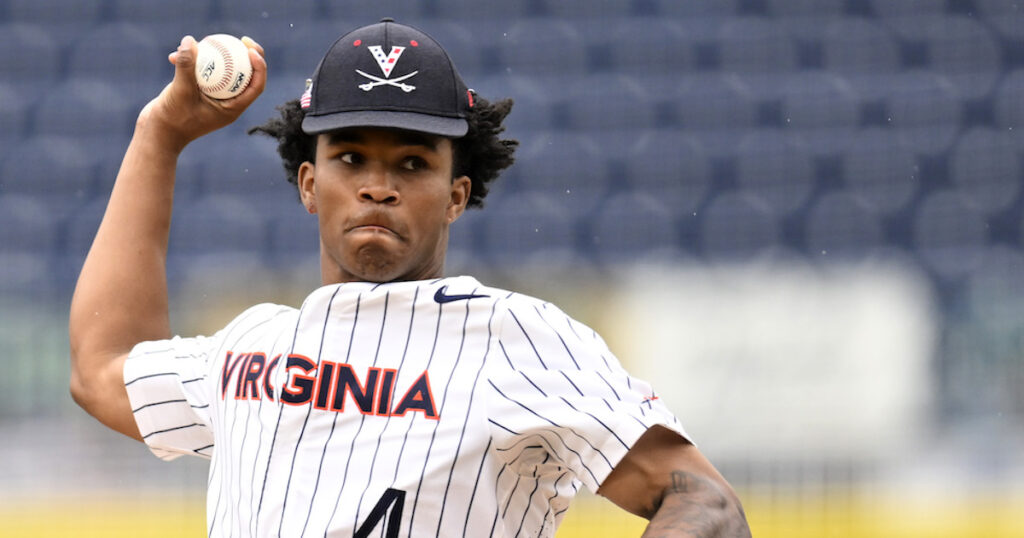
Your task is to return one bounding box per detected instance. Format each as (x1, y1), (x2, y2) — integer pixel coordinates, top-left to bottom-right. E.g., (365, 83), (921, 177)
(357, 45), (418, 93)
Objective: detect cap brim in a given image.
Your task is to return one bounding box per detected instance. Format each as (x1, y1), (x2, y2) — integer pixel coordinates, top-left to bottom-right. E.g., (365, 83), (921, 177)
(301, 110), (469, 137)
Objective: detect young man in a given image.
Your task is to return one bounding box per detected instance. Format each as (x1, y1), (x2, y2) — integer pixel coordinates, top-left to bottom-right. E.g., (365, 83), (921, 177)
(69, 20), (750, 537)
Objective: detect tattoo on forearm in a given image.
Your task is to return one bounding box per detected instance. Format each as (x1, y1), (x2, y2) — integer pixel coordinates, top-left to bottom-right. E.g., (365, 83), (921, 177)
(671, 471), (710, 495)
(641, 471), (751, 538)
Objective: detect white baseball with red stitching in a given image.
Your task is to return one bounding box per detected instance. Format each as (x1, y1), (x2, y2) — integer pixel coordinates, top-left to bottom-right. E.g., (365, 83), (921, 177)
(194, 34), (252, 100)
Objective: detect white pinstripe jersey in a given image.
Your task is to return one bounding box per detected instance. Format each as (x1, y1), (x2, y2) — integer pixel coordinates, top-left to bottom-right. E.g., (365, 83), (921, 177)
(124, 276), (687, 538)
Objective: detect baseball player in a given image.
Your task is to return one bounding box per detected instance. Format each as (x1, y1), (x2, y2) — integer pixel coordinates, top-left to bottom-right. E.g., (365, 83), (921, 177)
(69, 19), (751, 537)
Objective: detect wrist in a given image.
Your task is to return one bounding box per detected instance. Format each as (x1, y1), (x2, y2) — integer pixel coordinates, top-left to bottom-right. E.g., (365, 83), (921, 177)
(133, 108), (192, 156)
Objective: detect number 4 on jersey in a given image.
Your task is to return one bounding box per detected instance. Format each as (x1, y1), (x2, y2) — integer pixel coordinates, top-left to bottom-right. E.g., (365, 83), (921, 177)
(355, 488), (405, 538)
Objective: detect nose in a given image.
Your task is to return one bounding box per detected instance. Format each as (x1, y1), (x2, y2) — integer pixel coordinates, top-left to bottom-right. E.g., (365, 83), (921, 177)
(358, 168), (399, 205)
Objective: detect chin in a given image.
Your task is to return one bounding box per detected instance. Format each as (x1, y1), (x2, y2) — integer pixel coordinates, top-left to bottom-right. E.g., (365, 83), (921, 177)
(351, 249), (404, 282)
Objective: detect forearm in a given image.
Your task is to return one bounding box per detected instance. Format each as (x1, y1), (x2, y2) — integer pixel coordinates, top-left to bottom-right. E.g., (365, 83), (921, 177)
(641, 471), (751, 538)
(69, 119), (181, 363)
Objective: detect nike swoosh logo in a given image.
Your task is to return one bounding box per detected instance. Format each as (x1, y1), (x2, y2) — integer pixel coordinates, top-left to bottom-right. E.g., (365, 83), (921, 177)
(434, 286), (489, 304)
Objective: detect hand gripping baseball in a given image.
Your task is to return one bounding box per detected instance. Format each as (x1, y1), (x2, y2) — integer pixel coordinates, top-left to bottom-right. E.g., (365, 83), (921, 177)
(139, 35), (267, 151)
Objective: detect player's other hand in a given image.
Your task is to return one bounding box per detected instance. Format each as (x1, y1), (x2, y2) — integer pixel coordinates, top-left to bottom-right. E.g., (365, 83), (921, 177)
(139, 35), (267, 151)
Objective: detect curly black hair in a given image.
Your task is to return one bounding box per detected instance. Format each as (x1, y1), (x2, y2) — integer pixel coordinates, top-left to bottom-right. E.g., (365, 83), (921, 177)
(247, 95), (517, 209)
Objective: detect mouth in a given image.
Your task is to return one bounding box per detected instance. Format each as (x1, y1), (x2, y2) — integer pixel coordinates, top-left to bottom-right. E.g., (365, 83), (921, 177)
(346, 215), (402, 239)
(350, 224), (396, 235)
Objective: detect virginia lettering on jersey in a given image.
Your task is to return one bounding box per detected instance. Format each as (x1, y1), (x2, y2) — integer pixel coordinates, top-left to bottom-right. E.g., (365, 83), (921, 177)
(220, 351), (439, 419)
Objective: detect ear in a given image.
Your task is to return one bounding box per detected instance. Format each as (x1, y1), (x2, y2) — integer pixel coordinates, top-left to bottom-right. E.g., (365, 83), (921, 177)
(447, 175), (471, 223)
(297, 161), (317, 214)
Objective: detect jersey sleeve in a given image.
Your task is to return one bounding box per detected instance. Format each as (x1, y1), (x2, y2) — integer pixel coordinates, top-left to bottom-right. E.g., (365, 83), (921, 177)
(486, 298), (690, 494)
(123, 303), (283, 461)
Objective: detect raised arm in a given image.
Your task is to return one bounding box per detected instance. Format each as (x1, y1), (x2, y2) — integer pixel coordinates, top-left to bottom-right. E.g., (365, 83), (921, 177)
(68, 35), (266, 440)
(597, 425), (752, 537)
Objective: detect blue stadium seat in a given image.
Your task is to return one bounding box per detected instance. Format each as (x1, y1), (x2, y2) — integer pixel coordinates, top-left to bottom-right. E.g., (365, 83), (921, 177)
(217, 0), (321, 63)
(993, 69), (1024, 131)
(560, 74), (657, 130)
(279, 21), (356, 80)
(791, 126), (859, 159)
(887, 15), (1001, 100)
(67, 23), (166, 101)
(323, 1), (425, 20)
(765, 0), (845, 16)
(168, 194), (268, 255)
(7, 0), (103, 23)
(949, 128), (1022, 215)
(0, 195), (59, 253)
(780, 72), (860, 130)
(267, 211), (319, 258)
(514, 132), (610, 215)
(34, 80), (136, 138)
(962, 246), (1024, 320)
(1, 136), (99, 200)
(699, 191), (780, 261)
(912, 189), (989, 279)
(63, 197), (107, 258)
(470, 74), (553, 131)
(0, 253), (52, 296)
(735, 130), (815, 216)
(496, 20), (588, 78)
(884, 72), (961, 155)
(166, 251), (271, 291)
(0, 24), (61, 91)
(804, 192), (884, 258)
(589, 191), (679, 264)
(841, 128), (919, 215)
(622, 130), (711, 215)
(672, 73), (757, 130)
(112, 0), (213, 24)
(243, 73), (305, 132)
(0, 83), (31, 142)
(448, 206), (484, 256)
(820, 19), (899, 76)
(411, 20), (486, 77)
(718, 18), (798, 74)
(433, 0), (536, 19)
(189, 133), (287, 197)
(602, 18), (696, 74)
(868, 0), (947, 17)
(478, 191), (578, 264)
(649, 0), (739, 17)
(976, 0), (1024, 40)
(218, 0), (317, 22)
(541, 0), (634, 18)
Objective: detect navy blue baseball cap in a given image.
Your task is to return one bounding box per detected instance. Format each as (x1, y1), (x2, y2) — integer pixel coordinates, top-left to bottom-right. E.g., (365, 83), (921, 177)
(300, 19), (473, 137)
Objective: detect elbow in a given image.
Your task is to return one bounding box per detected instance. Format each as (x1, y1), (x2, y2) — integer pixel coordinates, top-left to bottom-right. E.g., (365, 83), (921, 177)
(708, 491), (751, 538)
(655, 472), (752, 537)
(69, 363), (94, 412)
(68, 346), (113, 416)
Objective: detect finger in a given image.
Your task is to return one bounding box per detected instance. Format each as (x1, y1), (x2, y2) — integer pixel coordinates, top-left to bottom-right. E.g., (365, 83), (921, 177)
(237, 42), (268, 101)
(240, 36), (265, 58)
(170, 36), (198, 81)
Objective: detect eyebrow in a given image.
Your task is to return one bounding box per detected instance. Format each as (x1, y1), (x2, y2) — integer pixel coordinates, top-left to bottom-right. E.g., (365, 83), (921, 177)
(325, 129), (441, 152)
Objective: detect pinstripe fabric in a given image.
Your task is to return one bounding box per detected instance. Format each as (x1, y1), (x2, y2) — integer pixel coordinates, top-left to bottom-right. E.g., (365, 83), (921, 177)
(123, 276), (687, 537)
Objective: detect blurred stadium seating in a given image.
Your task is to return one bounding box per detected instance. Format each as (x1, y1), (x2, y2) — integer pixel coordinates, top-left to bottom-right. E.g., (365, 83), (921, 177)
(2, 1), (1023, 536)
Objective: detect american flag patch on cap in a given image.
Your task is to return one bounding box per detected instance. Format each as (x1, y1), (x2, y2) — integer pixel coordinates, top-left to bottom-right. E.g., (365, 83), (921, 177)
(300, 78), (313, 109)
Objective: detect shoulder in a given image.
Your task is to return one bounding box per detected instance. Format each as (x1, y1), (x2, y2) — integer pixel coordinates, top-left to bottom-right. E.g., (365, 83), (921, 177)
(475, 284), (617, 373)
(230, 302), (296, 328)
(489, 288), (597, 342)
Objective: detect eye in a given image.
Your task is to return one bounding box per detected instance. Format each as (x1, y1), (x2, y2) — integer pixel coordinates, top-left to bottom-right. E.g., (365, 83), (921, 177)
(339, 152), (362, 165)
(401, 156), (428, 171)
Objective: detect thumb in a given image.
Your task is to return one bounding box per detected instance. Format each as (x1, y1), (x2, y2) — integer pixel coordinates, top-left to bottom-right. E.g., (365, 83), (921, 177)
(168, 35), (199, 90)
